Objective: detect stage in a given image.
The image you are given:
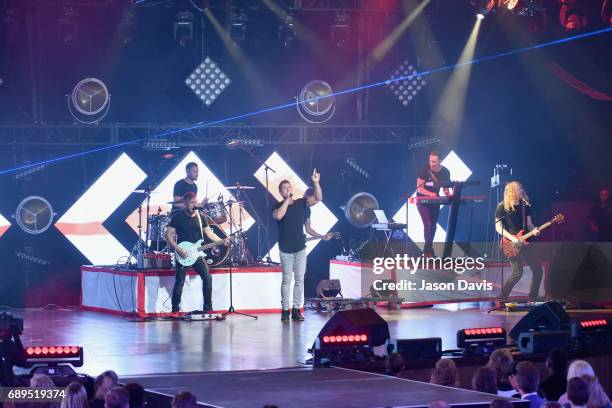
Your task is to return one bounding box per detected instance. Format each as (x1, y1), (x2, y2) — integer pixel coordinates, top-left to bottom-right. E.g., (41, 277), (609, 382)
(122, 367), (529, 408)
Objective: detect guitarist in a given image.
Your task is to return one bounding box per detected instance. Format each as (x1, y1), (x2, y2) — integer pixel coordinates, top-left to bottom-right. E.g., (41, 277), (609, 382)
(165, 191), (228, 315)
(495, 181), (543, 303)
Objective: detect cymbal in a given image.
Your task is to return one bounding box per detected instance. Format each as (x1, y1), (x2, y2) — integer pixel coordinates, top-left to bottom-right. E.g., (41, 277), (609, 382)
(166, 201), (180, 204)
(225, 184), (255, 190)
(133, 189), (162, 194)
(225, 200), (245, 206)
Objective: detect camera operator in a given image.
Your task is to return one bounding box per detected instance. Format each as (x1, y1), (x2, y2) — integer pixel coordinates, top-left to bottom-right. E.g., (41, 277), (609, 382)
(0, 313), (27, 387)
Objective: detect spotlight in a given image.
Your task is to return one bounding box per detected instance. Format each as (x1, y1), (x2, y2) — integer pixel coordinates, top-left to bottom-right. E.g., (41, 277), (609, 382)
(297, 80), (335, 123)
(174, 11), (194, 47)
(58, 4), (78, 44)
(225, 137), (263, 148)
(278, 14), (296, 48)
(143, 139), (179, 151)
(476, 12), (486, 19)
(330, 11), (350, 48)
(185, 57), (231, 106)
(25, 346), (83, 368)
(230, 8), (247, 44)
(0, 7), (19, 46)
(68, 78), (111, 124)
(559, 1), (588, 32)
(571, 319), (611, 349)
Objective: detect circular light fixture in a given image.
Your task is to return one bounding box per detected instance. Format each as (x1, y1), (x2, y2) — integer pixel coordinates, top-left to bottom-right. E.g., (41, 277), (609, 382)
(344, 192), (380, 229)
(68, 78), (111, 124)
(297, 80), (336, 124)
(15, 196), (54, 234)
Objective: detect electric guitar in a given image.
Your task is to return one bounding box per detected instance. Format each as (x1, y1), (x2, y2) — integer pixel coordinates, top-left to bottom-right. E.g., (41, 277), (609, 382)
(306, 232), (341, 242)
(176, 237), (233, 267)
(501, 213), (565, 258)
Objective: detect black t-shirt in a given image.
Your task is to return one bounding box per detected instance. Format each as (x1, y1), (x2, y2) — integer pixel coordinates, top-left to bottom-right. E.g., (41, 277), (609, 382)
(273, 197), (311, 254)
(588, 200), (611, 227)
(417, 165), (451, 196)
(168, 210), (209, 244)
(173, 179), (197, 199)
(495, 202), (531, 235)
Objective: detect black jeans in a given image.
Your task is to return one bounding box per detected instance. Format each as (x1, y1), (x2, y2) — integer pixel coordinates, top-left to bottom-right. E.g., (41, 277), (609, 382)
(417, 203), (440, 254)
(172, 258), (213, 312)
(500, 247), (544, 302)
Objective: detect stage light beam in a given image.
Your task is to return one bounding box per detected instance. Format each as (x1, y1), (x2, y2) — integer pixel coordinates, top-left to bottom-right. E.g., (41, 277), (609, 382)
(430, 15), (484, 141)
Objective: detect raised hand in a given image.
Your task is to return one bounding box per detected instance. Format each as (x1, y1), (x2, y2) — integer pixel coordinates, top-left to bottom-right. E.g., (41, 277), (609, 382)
(311, 168), (320, 183)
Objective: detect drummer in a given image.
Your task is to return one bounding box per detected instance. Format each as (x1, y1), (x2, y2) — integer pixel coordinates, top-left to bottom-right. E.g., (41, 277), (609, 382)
(172, 162), (208, 210)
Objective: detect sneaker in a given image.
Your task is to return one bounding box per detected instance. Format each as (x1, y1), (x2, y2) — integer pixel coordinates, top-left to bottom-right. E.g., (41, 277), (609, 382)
(281, 309), (290, 322)
(291, 308), (304, 321)
(202, 309), (214, 316)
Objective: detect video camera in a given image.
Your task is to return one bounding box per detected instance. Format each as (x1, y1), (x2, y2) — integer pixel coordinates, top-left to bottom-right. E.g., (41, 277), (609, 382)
(0, 312), (24, 338)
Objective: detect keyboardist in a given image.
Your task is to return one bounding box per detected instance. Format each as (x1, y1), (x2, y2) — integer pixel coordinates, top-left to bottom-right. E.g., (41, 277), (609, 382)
(416, 150), (451, 257)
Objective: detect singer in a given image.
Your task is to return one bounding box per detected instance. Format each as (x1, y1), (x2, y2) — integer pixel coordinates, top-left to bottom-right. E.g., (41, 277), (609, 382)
(416, 150), (451, 257)
(272, 169), (331, 322)
(495, 181), (543, 303)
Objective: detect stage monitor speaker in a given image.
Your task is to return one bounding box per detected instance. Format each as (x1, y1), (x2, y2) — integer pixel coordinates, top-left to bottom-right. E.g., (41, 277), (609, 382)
(509, 301), (570, 340)
(314, 308), (390, 348)
(518, 331), (571, 354)
(316, 279), (342, 298)
(395, 338), (442, 361)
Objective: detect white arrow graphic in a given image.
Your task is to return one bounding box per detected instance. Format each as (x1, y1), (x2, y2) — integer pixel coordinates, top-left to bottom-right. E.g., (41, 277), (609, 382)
(55, 153), (147, 265)
(392, 150), (473, 246)
(0, 213), (11, 238)
(254, 152), (338, 263)
(125, 151), (255, 235)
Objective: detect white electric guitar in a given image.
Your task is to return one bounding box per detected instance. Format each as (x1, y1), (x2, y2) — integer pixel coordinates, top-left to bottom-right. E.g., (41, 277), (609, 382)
(175, 238), (231, 267)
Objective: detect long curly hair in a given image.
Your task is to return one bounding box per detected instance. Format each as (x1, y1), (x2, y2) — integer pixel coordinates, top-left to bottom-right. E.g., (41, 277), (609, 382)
(503, 181), (530, 212)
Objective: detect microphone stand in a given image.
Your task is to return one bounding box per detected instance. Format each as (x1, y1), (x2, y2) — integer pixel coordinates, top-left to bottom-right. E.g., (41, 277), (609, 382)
(239, 146), (277, 265)
(221, 200), (257, 320)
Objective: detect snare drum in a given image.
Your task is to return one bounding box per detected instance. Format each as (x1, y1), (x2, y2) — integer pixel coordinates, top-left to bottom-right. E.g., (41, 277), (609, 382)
(204, 201), (227, 224)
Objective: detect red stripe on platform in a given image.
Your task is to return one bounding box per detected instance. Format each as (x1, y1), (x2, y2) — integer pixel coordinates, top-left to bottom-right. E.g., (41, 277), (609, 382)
(55, 222), (108, 235)
(81, 266), (281, 276)
(80, 305), (282, 317)
(137, 273), (145, 317)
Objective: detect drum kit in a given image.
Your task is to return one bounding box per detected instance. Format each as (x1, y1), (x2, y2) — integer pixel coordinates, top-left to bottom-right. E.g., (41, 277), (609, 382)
(134, 183), (257, 268)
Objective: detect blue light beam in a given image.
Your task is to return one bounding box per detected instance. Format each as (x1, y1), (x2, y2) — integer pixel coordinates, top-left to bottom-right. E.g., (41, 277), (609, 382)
(1, 26), (610, 176)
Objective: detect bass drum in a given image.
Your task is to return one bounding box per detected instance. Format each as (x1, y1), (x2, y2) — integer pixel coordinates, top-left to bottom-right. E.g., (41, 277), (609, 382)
(203, 225), (229, 267)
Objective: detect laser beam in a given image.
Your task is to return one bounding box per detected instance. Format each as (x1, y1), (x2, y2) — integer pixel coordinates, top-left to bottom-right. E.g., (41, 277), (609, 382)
(1, 27), (610, 176)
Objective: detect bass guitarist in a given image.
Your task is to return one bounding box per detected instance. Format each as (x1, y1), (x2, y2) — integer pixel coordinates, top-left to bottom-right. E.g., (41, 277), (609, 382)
(495, 181), (543, 303)
(165, 191), (228, 315)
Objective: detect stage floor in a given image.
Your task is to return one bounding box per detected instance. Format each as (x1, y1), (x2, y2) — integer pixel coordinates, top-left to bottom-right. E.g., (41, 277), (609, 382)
(10, 304), (611, 377)
(123, 367), (528, 408)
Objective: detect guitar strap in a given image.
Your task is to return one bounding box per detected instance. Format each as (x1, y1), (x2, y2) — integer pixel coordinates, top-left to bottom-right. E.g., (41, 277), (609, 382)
(521, 203), (526, 231)
(196, 211), (204, 241)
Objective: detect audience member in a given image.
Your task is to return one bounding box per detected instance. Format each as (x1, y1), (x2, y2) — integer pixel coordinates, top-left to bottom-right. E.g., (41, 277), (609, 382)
(543, 402), (562, 408)
(430, 400), (450, 408)
(473, 366), (498, 395)
(385, 352), (406, 377)
(29, 373), (61, 408)
(487, 349), (516, 398)
(105, 387), (129, 408)
(430, 359), (459, 387)
(124, 383), (147, 408)
(515, 361), (544, 408)
(61, 381), (90, 408)
(566, 377), (590, 408)
(558, 361), (595, 405)
(172, 391), (198, 408)
(91, 371), (119, 408)
(490, 399), (513, 408)
(539, 348), (568, 402)
(580, 374), (612, 408)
